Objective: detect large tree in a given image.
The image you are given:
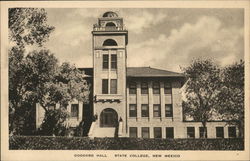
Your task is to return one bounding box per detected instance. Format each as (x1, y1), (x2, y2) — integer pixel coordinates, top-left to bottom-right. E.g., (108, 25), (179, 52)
(182, 59), (222, 138)
(217, 61), (244, 137)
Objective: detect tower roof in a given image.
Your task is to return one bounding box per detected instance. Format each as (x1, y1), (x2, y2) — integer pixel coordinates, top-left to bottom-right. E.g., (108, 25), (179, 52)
(102, 11), (119, 18)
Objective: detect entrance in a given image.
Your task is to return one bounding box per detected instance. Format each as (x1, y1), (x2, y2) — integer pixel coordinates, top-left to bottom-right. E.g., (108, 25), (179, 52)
(100, 108), (118, 127)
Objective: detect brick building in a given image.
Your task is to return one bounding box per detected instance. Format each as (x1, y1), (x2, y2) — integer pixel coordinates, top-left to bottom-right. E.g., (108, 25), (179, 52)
(36, 11), (238, 139)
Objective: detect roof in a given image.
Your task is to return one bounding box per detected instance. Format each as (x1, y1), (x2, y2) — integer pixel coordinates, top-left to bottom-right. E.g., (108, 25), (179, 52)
(127, 67), (184, 78)
(78, 67), (184, 78)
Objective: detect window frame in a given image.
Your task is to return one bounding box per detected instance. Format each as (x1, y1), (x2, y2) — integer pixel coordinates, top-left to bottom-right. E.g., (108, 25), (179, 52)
(110, 79), (117, 94)
(141, 104), (149, 117)
(216, 127), (224, 138)
(154, 127), (162, 138)
(129, 104), (137, 117)
(129, 82), (137, 94)
(71, 104), (79, 118)
(153, 104), (161, 117)
(129, 127), (138, 138)
(141, 82), (148, 94)
(165, 104), (173, 117)
(141, 127), (150, 138)
(102, 54), (109, 69)
(166, 127), (174, 139)
(199, 127), (207, 138)
(111, 54), (117, 69)
(164, 82), (172, 94)
(152, 82), (160, 94)
(102, 79), (109, 94)
(187, 127), (195, 138)
(228, 126), (236, 138)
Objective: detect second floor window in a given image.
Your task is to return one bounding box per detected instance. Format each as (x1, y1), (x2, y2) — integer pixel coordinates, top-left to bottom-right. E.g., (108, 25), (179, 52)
(153, 82), (160, 94)
(141, 82), (148, 94)
(153, 104), (161, 117)
(165, 104), (173, 117)
(141, 104), (149, 117)
(103, 54), (109, 69)
(111, 54), (117, 69)
(129, 82), (136, 94)
(110, 79), (117, 94)
(102, 79), (109, 94)
(71, 104), (79, 118)
(129, 104), (137, 117)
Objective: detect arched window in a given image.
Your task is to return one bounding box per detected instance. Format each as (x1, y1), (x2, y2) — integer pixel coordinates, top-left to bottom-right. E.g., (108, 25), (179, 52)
(103, 39), (118, 46)
(106, 22), (116, 27)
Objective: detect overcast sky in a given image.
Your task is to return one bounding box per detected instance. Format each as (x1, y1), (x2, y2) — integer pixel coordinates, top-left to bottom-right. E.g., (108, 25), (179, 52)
(43, 8), (244, 72)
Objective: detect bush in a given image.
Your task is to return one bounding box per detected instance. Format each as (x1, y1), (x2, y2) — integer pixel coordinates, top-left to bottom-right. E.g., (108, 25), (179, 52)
(9, 136), (244, 150)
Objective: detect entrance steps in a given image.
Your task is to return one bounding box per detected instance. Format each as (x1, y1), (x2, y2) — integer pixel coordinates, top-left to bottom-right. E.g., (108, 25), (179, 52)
(88, 122), (117, 138)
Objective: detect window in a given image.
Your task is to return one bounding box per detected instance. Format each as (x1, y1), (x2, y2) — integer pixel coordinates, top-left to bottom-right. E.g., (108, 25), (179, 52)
(228, 127), (236, 138)
(111, 54), (117, 69)
(103, 39), (118, 46)
(216, 127), (224, 138)
(103, 54), (109, 69)
(129, 82), (136, 94)
(166, 127), (174, 138)
(165, 104), (173, 117)
(102, 79), (108, 94)
(141, 104), (149, 117)
(187, 127), (195, 138)
(129, 104), (137, 117)
(153, 104), (161, 117)
(141, 82), (148, 94)
(199, 127), (207, 138)
(164, 82), (172, 94)
(110, 79), (117, 94)
(154, 127), (162, 138)
(71, 104), (79, 118)
(129, 127), (137, 138)
(142, 127), (150, 138)
(153, 82), (160, 94)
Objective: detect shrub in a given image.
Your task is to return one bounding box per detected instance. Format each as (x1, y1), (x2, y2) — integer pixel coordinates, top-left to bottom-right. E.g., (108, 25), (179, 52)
(9, 136), (244, 150)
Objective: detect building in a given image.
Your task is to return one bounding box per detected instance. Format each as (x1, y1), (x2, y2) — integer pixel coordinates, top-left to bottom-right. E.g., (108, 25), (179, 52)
(36, 11), (238, 139)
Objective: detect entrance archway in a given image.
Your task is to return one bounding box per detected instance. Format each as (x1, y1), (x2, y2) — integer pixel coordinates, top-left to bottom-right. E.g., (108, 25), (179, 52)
(100, 108), (118, 127)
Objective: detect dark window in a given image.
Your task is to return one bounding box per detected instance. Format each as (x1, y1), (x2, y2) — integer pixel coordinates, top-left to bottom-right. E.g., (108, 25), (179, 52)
(153, 104), (161, 117)
(216, 127), (224, 138)
(129, 104), (137, 117)
(199, 127), (207, 138)
(111, 54), (117, 69)
(165, 104), (173, 117)
(103, 39), (118, 46)
(141, 104), (149, 117)
(71, 104), (79, 118)
(153, 82), (160, 94)
(129, 127), (137, 138)
(102, 79), (108, 94)
(141, 82), (148, 94)
(164, 82), (172, 94)
(166, 127), (174, 138)
(228, 127), (236, 138)
(129, 82), (136, 94)
(187, 127), (195, 138)
(110, 79), (117, 94)
(142, 127), (150, 138)
(106, 22), (116, 27)
(103, 54), (109, 69)
(154, 127), (162, 138)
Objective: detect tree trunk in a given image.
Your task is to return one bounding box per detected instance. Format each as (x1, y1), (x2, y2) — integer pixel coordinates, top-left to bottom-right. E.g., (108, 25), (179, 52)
(202, 121), (207, 138)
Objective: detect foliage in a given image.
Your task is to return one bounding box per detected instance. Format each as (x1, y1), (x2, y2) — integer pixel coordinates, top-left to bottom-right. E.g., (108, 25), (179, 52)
(9, 8), (54, 48)
(39, 108), (69, 136)
(217, 61), (244, 137)
(9, 136), (244, 150)
(182, 59), (221, 137)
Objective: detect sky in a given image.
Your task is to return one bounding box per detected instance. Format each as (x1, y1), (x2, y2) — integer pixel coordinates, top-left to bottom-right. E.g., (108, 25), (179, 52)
(43, 8), (244, 72)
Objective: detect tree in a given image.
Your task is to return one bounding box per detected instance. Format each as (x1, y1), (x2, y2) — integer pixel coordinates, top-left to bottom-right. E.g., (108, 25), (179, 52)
(182, 59), (222, 138)
(217, 61), (244, 137)
(9, 8), (55, 135)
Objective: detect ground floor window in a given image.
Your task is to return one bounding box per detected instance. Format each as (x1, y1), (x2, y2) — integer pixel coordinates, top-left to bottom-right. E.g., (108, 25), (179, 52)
(154, 127), (162, 138)
(216, 127), (224, 138)
(129, 127), (137, 138)
(199, 127), (207, 138)
(187, 127), (195, 138)
(228, 127), (236, 138)
(166, 127), (174, 138)
(142, 127), (150, 138)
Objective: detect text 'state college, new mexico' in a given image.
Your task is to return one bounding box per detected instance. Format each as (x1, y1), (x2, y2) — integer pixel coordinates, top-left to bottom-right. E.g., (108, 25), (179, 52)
(36, 11), (238, 139)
